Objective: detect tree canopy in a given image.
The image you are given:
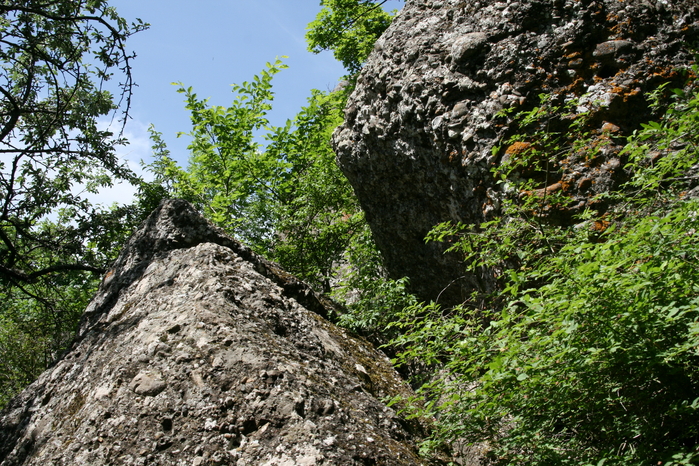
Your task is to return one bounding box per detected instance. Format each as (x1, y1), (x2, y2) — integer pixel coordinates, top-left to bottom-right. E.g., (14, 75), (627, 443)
(0, 0), (148, 406)
(306, 0), (395, 74)
(0, 0), (148, 283)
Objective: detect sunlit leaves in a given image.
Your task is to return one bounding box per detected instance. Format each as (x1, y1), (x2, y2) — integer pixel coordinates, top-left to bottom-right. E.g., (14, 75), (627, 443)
(148, 61), (371, 295)
(392, 82), (699, 465)
(306, 0), (394, 74)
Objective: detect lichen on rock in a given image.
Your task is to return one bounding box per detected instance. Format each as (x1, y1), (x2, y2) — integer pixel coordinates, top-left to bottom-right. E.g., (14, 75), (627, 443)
(0, 200), (443, 466)
(334, 0), (699, 305)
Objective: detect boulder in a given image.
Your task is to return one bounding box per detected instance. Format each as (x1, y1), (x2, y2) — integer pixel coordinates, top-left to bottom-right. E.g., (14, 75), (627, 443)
(334, 0), (699, 304)
(0, 200), (443, 466)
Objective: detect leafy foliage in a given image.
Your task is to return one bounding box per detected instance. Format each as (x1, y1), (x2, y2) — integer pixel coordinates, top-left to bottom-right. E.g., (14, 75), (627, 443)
(0, 0), (148, 407)
(306, 0), (395, 74)
(334, 222), (418, 338)
(152, 59), (289, 249)
(391, 80), (699, 465)
(147, 61), (367, 294)
(145, 54), (418, 337)
(265, 88), (365, 292)
(0, 0), (148, 280)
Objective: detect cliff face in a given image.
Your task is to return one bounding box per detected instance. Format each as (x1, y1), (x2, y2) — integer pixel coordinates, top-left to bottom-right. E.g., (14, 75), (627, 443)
(334, 0), (699, 304)
(0, 200), (440, 466)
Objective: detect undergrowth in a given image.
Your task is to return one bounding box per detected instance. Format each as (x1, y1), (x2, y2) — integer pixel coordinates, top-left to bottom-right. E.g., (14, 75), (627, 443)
(388, 74), (699, 466)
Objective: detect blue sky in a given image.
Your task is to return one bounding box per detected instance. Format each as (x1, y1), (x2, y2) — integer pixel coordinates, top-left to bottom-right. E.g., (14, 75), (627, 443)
(107, 0), (404, 171)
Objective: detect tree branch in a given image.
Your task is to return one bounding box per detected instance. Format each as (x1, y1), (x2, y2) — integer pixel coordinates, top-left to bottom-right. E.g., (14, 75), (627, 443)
(0, 262), (105, 283)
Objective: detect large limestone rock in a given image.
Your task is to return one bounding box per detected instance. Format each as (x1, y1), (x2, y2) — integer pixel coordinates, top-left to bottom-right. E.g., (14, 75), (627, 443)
(0, 200), (443, 466)
(334, 0), (699, 304)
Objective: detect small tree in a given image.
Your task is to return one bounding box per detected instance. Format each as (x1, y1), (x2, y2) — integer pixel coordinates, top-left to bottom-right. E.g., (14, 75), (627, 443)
(306, 0), (395, 74)
(0, 0), (147, 285)
(0, 0), (147, 407)
(148, 61), (365, 293)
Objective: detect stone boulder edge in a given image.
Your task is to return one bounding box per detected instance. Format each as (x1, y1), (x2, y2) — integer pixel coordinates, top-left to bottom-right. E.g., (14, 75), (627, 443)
(0, 199), (444, 466)
(333, 0), (699, 305)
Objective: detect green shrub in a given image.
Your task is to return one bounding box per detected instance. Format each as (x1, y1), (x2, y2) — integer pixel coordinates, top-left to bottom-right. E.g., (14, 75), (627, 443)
(390, 78), (699, 465)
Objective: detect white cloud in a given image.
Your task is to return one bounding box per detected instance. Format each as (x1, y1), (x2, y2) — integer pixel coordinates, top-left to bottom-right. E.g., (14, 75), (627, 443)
(0, 117), (157, 215)
(115, 118), (154, 167)
(87, 117), (156, 209)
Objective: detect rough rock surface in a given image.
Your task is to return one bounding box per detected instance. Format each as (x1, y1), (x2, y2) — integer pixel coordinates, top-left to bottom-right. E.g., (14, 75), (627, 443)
(334, 0), (699, 304)
(0, 200), (443, 466)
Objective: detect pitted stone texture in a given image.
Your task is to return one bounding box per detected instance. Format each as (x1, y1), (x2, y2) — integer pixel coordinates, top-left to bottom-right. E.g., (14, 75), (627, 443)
(334, 0), (699, 304)
(0, 200), (443, 466)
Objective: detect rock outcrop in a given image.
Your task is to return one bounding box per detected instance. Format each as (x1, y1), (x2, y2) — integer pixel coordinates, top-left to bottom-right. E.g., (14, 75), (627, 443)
(0, 200), (442, 466)
(334, 0), (699, 304)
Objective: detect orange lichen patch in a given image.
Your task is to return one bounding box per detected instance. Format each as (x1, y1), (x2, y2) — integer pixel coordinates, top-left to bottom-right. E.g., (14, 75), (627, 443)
(610, 18), (632, 36)
(540, 181), (562, 195)
(568, 58), (584, 68)
(609, 80), (643, 101)
(651, 68), (681, 80)
(622, 87), (641, 102)
(561, 179), (574, 193)
(505, 141), (534, 156)
(601, 122), (621, 133)
(591, 219), (611, 232)
(521, 181), (563, 198)
(577, 177), (593, 190)
(563, 76), (586, 94)
(102, 269), (115, 285)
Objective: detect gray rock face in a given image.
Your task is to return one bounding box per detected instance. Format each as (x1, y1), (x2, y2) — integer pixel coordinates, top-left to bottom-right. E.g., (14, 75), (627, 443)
(0, 200), (442, 466)
(334, 0), (699, 304)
